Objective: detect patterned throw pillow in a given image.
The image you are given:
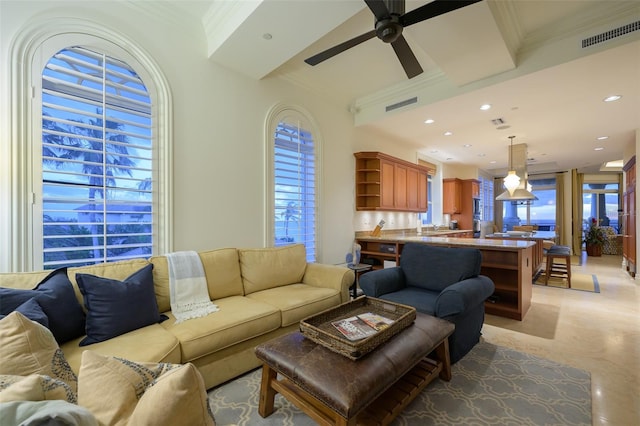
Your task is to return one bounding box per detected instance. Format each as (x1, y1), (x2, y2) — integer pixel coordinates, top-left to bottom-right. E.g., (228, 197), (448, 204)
(0, 374), (76, 403)
(78, 351), (215, 426)
(0, 312), (77, 398)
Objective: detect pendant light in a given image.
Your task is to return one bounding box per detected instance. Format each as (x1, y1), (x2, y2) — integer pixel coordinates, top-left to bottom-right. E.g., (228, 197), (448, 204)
(503, 136), (520, 195)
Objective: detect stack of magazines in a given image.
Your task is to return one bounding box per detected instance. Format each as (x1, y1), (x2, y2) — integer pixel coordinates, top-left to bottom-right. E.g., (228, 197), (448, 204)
(331, 312), (395, 341)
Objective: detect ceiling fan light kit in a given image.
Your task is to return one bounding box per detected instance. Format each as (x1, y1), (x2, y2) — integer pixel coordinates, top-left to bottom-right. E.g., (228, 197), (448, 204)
(304, 0), (482, 79)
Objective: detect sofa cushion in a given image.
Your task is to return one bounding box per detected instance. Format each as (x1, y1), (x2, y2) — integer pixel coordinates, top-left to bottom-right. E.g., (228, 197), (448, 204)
(199, 248), (244, 299)
(160, 296), (281, 362)
(376, 288), (439, 316)
(239, 244), (307, 295)
(247, 284), (341, 326)
(0, 268), (86, 343)
(76, 264), (166, 346)
(150, 248), (244, 313)
(0, 312), (77, 397)
(78, 351), (214, 426)
(60, 324), (181, 375)
(400, 244), (481, 292)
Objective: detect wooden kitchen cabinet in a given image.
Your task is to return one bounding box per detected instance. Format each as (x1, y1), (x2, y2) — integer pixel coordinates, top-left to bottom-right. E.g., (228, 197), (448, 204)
(354, 152), (429, 212)
(471, 180), (480, 198)
(623, 156), (636, 277)
(443, 178), (462, 214)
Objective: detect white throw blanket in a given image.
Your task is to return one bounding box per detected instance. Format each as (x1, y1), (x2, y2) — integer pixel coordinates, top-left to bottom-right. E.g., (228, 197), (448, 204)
(167, 251), (219, 323)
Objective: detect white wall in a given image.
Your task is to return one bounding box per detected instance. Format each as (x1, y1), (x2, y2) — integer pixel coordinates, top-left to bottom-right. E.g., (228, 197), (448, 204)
(0, 1), (358, 268)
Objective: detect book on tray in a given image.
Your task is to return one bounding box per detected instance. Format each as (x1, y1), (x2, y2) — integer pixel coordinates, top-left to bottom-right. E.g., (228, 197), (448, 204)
(331, 312), (395, 341)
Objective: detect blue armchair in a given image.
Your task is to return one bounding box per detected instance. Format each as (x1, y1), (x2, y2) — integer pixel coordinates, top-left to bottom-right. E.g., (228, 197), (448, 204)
(359, 243), (495, 363)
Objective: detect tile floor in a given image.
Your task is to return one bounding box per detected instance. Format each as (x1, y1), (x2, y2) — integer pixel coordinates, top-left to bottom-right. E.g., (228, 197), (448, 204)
(482, 253), (639, 425)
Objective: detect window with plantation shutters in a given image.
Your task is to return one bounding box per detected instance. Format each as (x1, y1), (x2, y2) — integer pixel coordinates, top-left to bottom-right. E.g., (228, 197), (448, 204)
(272, 116), (317, 262)
(41, 46), (153, 269)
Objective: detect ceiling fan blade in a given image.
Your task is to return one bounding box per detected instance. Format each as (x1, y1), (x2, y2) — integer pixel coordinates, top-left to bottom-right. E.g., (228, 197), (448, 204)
(364, 0), (390, 20)
(305, 30), (377, 66)
(401, 0), (482, 27)
(391, 35), (423, 79)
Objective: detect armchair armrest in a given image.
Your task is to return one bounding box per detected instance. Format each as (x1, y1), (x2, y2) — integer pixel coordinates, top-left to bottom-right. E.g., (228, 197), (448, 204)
(434, 275), (495, 319)
(302, 263), (354, 303)
(359, 267), (406, 298)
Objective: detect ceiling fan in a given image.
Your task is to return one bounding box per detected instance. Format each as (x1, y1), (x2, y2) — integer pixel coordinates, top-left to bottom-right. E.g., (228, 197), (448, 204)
(305, 0), (482, 79)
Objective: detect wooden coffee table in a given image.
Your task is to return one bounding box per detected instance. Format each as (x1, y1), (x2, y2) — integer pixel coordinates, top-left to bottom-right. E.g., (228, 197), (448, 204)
(255, 312), (454, 426)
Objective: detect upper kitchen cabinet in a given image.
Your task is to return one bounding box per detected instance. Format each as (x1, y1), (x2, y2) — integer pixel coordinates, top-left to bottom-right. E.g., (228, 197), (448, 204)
(354, 152), (429, 212)
(443, 178), (462, 214)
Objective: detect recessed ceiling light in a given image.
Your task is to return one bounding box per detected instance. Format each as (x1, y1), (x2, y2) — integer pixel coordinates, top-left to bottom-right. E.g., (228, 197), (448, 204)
(424, 119), (434, 124)
(480, 104), (491, 111)
(603, 95), (621, 102)
(605, 160), (623, 168)
(444, 131), (453, 136)
(596, 136), (608, 140)
(594, 147), (604, 151)
(490, 160), (497, 164)
(463, 144), (472, 148)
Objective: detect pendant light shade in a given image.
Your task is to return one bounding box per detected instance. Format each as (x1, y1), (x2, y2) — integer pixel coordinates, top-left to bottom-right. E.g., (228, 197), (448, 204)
(503, 170), (520, 195)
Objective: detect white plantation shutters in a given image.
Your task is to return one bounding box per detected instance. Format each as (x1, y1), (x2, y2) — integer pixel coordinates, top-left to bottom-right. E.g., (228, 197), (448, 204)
(41, 46), (153, 268)
(273, 118), (317, 262)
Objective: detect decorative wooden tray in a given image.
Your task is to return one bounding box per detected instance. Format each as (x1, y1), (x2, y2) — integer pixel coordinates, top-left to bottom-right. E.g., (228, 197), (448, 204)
(299, 296), (416, 360)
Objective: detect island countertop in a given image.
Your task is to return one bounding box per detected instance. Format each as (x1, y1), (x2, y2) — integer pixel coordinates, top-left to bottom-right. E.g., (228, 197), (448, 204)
(356, 233), (536, 250)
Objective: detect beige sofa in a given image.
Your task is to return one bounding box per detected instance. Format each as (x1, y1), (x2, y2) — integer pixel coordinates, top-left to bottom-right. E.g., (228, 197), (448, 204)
(0, 244), (354, 389)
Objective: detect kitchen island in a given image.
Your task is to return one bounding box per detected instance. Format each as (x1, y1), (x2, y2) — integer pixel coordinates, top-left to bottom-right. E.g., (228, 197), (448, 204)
(355, 233), (534, 320)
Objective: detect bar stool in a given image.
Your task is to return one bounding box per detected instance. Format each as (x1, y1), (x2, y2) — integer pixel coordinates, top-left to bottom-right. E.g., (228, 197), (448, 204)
(544, 245), (572, 287)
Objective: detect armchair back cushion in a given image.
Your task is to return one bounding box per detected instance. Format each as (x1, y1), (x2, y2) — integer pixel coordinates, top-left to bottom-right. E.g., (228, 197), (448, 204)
(400, 244), (481, 292)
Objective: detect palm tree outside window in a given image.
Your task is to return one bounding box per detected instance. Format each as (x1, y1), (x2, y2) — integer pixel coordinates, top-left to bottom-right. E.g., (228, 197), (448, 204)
(41, 46), (153, 268)
(271, 113), (318, 262)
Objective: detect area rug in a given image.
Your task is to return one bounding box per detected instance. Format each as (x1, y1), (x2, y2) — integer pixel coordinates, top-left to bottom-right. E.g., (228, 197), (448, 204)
(534, 271), (600, 293)
(207, 341), (591, 426)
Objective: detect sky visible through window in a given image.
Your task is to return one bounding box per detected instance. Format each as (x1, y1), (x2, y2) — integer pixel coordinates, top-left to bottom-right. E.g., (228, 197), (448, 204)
(41, 46), (153, 268)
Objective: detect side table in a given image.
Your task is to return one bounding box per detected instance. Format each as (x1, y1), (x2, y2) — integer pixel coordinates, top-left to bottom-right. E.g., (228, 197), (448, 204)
(347, 263), (372, 299)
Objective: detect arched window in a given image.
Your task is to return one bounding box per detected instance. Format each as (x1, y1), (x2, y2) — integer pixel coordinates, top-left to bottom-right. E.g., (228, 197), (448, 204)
(40, 46), (154, 268)
(267, 105), (321, 262)
(5, 23), (172, 271)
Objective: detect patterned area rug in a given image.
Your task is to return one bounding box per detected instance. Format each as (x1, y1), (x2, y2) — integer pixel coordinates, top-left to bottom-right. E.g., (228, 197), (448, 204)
(208, 341), (591, 426)
(534, 271), (600, 292)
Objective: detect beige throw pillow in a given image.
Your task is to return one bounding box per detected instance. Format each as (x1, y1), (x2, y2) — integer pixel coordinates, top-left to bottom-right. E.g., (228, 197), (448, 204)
(0, 312), (77, 396)
(0, 374), (75, 403)
(78, 351), (214, 426)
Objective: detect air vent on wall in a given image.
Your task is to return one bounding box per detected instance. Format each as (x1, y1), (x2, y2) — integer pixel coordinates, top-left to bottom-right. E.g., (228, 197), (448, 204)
(582, 20), (640, 48)
(385, 97), (417, 112)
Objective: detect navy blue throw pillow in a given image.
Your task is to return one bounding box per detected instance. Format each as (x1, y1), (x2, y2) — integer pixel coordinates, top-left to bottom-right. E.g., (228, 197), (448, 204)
(33, 267), (87, 343)
(0, 268), (85, 343)
(76, 264), (164, 346)
(0, 298), (49, 327)
(0, 287), (38, 314)
(16, 298), (50, 327)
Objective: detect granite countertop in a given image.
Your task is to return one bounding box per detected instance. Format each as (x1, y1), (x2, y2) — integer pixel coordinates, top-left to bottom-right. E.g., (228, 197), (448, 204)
(356, 233), (536, 249)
